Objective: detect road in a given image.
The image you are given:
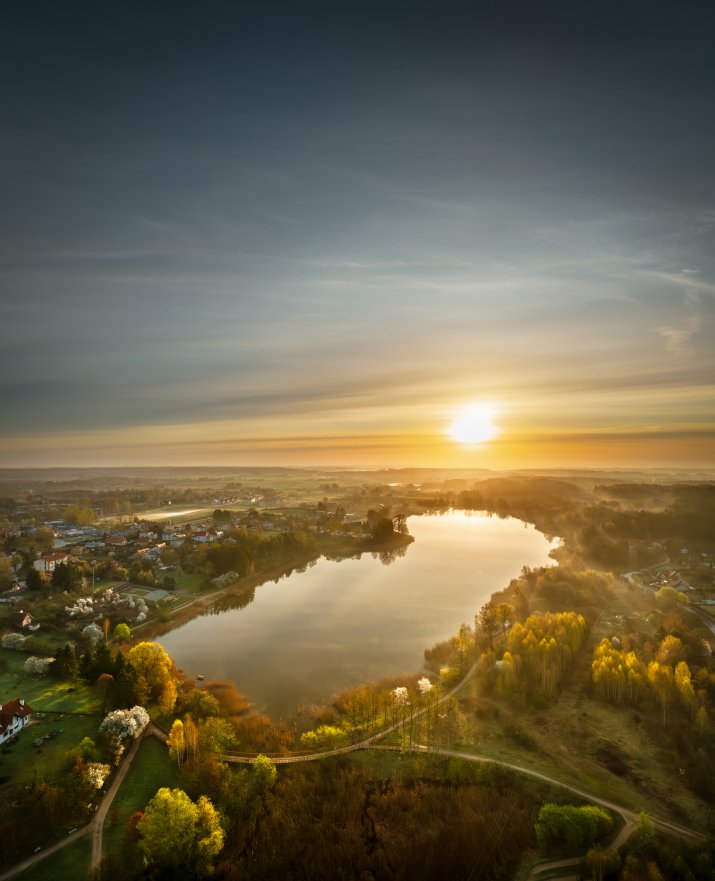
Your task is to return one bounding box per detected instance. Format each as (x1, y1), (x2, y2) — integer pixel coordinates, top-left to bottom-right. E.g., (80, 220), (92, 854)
(624, 559), (715, 635)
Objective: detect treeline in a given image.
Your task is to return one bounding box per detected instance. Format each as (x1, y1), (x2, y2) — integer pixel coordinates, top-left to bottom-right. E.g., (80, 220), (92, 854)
(200, 528), (317, 578)
(483, 611), (587, 699)
(417, 477), (715, 568)
(592, 633), (714, 730)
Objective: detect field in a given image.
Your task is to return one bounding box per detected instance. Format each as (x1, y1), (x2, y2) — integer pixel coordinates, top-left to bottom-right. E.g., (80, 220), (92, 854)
(0, 712), (99, 786)
(102, 735), (182, 861)
(15, 835), (91, 881)
(0, 650), (101, 713)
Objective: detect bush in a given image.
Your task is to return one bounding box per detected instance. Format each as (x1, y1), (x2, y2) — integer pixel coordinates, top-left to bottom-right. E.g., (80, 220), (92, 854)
(535, 803), (613, 851)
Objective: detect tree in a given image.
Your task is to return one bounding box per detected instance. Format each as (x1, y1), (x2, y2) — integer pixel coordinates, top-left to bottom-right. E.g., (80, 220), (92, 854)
(96, 673), (115, 716)
(656, 635), (685, 666)
(113, 623), (130, 640)
(476, 602), (498, 650)
(251, 754), (277, 795)
(0, 556), (14, 590)
(2, 633), (27, 650)
(393, 513), (408, 534)
(82, 623), (104, 646)
(198, 717), (237, 756)
(183, 689), (221, 719)
(99, 706), (149, 741)
(167, 719), (186, 767)
(184, 713), (199, 765)
(674, 661), (696, 718)
(300, 725), (348, 750)
(647, 661), (675, 727)
(26, 568), (42, 591)
(137, 787), (224, 875)
(535, 804), (613, 851)
(127, 642), (175, 703)
(24, 656), (54, 675)
(159, 678), (178, 714)
(52, 643), (78, 679)
(52, 562), (80, 591)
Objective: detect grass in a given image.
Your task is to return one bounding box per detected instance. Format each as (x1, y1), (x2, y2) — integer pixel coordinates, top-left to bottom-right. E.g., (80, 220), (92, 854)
(172, 571), (203, 593)
(15, 834), (91, 881)
(0, 655), (101, 713)
(0, 713), (99, 785)
(102, 735), (182, 860)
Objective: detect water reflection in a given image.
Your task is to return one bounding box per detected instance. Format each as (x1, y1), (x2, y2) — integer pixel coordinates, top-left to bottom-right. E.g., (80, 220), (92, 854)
(160, 511), (558, 719)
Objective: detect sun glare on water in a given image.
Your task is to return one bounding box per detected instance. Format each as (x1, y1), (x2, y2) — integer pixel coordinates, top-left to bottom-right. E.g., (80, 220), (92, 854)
(447, 404), (499, 445)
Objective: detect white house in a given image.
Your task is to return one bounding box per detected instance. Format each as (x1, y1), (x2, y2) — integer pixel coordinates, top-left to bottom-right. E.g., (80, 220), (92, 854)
(0, 698), (33, 744)
(33, 552), (70, 574)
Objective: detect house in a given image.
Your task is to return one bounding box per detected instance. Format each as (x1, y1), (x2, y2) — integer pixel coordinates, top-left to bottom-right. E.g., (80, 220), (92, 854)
(10, 610), (33, 629)
(104, 535), (128, 547)
(33, 551), (70, 574)
(0, 698), (33, 744)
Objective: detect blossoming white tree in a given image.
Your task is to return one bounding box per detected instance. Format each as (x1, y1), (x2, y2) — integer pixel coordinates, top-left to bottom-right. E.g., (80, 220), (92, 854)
(24, 655), (54, 675)
(65, 597), (95, 617)
(417, 677), (434, 746)
(2, 633), (27, 650)
(84, 762), (111, 789)
(417, 677), (432, 696)
(82, 623), (104, 645)
(393, 686), (410, 743)
(99, 705), (150, 741)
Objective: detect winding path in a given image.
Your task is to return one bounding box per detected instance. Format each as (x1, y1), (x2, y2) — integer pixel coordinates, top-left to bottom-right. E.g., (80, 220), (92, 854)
(0, 659), (705, 880)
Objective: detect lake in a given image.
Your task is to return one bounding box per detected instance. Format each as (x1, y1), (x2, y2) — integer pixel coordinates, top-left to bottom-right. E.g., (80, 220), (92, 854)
(159, 511), (558, 718)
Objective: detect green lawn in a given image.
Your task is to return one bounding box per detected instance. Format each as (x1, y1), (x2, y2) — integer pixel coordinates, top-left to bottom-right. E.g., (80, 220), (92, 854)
(172, 571), (203, 593)
(15, 834), (91, 881)
(0, 655), (101, 713)
(0, 713), (99, 785)
(102, 736), (182, 861)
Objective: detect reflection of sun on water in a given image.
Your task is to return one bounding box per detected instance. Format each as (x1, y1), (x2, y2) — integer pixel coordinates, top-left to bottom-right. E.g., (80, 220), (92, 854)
(447, 404), (499, 445)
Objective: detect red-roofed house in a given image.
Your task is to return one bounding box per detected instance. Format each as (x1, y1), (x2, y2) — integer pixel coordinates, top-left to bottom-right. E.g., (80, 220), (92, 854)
(10, 610), (33, 629)
(104, 535), (128, 547)
(0, 698), (33, 744)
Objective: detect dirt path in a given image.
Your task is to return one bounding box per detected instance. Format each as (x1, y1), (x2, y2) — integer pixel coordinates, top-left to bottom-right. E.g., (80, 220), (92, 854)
(0, 723), (165, 881)
(0, 828), (90, 881)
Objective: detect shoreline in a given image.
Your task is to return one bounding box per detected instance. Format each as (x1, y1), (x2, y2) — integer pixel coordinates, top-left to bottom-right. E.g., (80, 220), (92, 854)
(134, 531), (414, 643)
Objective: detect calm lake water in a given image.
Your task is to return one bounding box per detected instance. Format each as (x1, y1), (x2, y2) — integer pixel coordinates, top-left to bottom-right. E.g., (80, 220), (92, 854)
(159, 511), (558, 718)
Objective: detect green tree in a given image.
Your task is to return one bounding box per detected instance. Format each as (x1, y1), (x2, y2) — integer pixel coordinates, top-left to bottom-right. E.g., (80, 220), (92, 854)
(198, 716), (237, 756)
(26, 568), (42, 591)
(535, 803), (613, 851)
(251, 754), (277, 795)
(137, 787), (224, 875)
(51, 561), (82, 591)
(113, 623), (131, 640)
(183, 689), (221, 719)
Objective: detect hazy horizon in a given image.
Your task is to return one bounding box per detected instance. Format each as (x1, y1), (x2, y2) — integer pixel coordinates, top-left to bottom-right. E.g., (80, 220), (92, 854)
(2, 2), (713, 470)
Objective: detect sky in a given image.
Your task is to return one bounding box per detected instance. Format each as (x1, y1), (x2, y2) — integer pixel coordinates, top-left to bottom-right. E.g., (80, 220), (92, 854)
(1, 1), (714, 469)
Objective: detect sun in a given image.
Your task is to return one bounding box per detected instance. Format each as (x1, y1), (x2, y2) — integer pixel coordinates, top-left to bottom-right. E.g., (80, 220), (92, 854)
(447, 404), (499, 445)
